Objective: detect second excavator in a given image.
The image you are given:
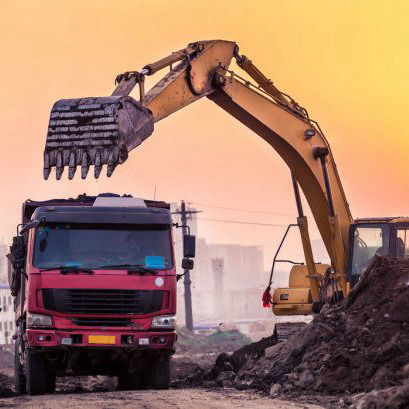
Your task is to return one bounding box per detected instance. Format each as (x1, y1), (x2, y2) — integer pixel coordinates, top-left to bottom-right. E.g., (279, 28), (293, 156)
(42, 39), (409, 323)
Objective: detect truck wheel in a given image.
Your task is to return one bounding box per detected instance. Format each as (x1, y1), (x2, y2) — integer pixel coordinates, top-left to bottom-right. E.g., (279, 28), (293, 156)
(14, 338), (26, 394)
(46, 371), (56, 393)
(24, 350), (47, 395)
(146, 355), (170, 389)
(117, 369), (143, 390)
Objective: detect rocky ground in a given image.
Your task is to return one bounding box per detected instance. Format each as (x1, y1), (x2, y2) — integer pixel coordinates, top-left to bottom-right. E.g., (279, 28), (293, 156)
(175, 256), (409, 408)
(0, 387), (325, 409)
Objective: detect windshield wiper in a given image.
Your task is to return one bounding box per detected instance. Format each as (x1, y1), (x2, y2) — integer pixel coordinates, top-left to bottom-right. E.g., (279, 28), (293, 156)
(97, 264), (158, 275)
(39, 266), (94, 274)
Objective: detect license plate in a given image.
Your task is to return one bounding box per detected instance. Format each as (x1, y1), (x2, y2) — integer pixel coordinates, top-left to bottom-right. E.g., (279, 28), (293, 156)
(88, 335), (116, 345)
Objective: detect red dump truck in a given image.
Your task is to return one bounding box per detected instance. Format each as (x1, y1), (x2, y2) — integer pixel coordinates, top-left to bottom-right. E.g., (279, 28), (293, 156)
(8, 193), (195, 395)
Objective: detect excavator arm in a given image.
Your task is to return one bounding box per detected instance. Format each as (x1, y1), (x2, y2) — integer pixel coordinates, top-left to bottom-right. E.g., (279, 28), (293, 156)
(43, 39), (354, 301)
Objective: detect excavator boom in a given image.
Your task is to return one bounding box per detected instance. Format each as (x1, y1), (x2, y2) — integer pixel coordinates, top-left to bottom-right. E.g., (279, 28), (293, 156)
(43, 39), (354, 308)
(44, 40), (236, 180)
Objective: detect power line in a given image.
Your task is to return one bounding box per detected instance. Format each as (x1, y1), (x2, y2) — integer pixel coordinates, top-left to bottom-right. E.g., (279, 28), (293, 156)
(197, 217), (288, 227)
(190, 202), (295, 218)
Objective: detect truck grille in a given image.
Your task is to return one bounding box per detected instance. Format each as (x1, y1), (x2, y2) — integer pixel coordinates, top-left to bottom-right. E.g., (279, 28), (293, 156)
(42, 289), (164, 314)
(72, 318), (133, 326)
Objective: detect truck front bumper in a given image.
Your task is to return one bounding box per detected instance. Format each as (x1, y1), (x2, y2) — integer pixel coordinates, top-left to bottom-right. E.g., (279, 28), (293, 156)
(26, 328), (176, 350)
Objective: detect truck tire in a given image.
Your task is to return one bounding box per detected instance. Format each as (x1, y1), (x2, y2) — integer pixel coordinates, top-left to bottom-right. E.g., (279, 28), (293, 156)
(46, 371), (56, 393)
(24, 350), (47, 395)
(117, 369), (143, 390)
(146, 355), (170, 389)
(14, 338), (26, 394)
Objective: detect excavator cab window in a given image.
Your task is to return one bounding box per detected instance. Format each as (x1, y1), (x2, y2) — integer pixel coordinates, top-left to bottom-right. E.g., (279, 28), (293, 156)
(349, 224), (390, 286)
(396, 229), (409, 259)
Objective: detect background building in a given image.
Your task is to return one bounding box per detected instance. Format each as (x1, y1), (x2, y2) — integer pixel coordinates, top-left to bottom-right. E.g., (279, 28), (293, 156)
(171, 203), (271, 334)
(0, 241), (8, 284)
(0, 284), (14, 345)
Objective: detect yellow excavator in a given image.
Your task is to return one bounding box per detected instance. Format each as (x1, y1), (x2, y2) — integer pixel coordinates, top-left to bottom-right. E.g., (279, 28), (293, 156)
(43, 40), (409, 329)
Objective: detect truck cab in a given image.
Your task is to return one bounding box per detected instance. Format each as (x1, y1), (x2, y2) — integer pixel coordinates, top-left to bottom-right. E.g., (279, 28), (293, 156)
(10, 194), (194, 395)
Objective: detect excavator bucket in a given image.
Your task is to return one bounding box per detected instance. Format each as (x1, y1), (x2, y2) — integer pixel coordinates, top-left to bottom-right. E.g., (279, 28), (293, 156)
(43, 96), (154, 179)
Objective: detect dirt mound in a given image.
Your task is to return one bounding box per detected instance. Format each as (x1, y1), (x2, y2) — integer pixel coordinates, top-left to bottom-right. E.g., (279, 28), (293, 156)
(173, 333), (278, 388)
(175, 328), (251, 354)
(180, 256), (409, 406)
(0, 350), (15, 398)
(345, 380), (409, 409)
(0, 371), (15, 398)
(0, 348), (13, 369)
(55, 376), (117, 393)
(260, 256), (409, 396)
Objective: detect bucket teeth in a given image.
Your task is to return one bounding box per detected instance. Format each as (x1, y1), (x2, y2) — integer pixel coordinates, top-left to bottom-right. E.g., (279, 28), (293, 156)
(81, 151), (90, 179)
(68, 151), (77, 180)
(94, 151), (102, 179)
(81, 166), (90, 179)
(56, 151), (64, 180)
(106, 148), (117, 177)
(43, 96), (154, 179)
(43, 152), (51, 180)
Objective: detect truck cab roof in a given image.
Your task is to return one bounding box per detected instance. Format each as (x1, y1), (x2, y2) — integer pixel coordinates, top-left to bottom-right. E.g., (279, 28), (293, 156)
(32, 205), (171, 225)
(22, 193), (170, 224)
(353, 217), (409, 224)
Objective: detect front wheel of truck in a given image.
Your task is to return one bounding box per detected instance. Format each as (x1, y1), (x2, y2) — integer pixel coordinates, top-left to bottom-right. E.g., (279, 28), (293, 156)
(14, 338), (26, 394)
(24, 350), (48, 395)
(46, 371), (56, 393)
(146, 355), (170, 389)
(117, 369), (143, 390)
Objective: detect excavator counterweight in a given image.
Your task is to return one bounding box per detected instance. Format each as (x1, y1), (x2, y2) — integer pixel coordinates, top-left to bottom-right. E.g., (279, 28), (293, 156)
(44, 96), (154, 180)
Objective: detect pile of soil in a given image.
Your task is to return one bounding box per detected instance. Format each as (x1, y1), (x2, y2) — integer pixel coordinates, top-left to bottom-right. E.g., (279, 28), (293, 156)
(180, 257), (409, 408)
(0, 370), (14, 398)
(173, 332), (278, 388)
(55, 376), (117, 393)
(175, 328), (251, 354)
(0, 349), (14, 398)
(0, 347), (13, 368)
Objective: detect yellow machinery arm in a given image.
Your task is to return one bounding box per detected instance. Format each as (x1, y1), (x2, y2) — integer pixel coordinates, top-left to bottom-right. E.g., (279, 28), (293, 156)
(43, 39), (354, 304)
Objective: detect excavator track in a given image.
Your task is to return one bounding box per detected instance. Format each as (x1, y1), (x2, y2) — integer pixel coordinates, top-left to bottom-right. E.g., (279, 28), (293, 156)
(273, 322), (307, 343)
(44, 96), (154, 180)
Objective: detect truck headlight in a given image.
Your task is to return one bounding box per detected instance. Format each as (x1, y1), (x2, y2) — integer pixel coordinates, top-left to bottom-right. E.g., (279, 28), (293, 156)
(27, 312), (53, 328)
(151, 315), (176, 329)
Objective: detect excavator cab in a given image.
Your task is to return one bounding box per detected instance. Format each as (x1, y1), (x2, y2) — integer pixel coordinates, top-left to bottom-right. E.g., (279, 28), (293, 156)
(348, 218), (409, 286)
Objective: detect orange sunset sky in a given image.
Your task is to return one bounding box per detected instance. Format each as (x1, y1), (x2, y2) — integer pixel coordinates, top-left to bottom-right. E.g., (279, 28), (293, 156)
(1, 0), (409, 268)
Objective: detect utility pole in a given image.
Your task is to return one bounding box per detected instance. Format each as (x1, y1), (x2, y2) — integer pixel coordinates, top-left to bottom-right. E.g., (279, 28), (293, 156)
(173, 201), (201, 331)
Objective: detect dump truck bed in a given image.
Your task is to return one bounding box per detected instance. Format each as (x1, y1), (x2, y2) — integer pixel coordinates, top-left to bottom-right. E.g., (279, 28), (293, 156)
(22, 194), (170, 223)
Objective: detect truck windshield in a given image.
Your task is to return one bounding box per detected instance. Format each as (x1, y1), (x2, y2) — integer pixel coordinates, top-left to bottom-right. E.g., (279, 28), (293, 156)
(350, 224), (390, 276)
(33, 223), (173, 270)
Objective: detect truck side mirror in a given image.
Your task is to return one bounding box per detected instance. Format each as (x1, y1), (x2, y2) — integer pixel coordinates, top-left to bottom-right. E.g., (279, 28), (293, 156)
(11, 236), (25, 270)
(182, 258), (194, 270)
(183, 235), (196, 258)
(20, 219), (41, 235)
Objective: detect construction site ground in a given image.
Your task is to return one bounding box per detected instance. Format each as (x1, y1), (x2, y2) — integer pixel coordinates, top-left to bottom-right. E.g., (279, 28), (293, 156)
(0, 362), (326, 409)
(0, 386), (324, 409)
(2, 257), (409, 408)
